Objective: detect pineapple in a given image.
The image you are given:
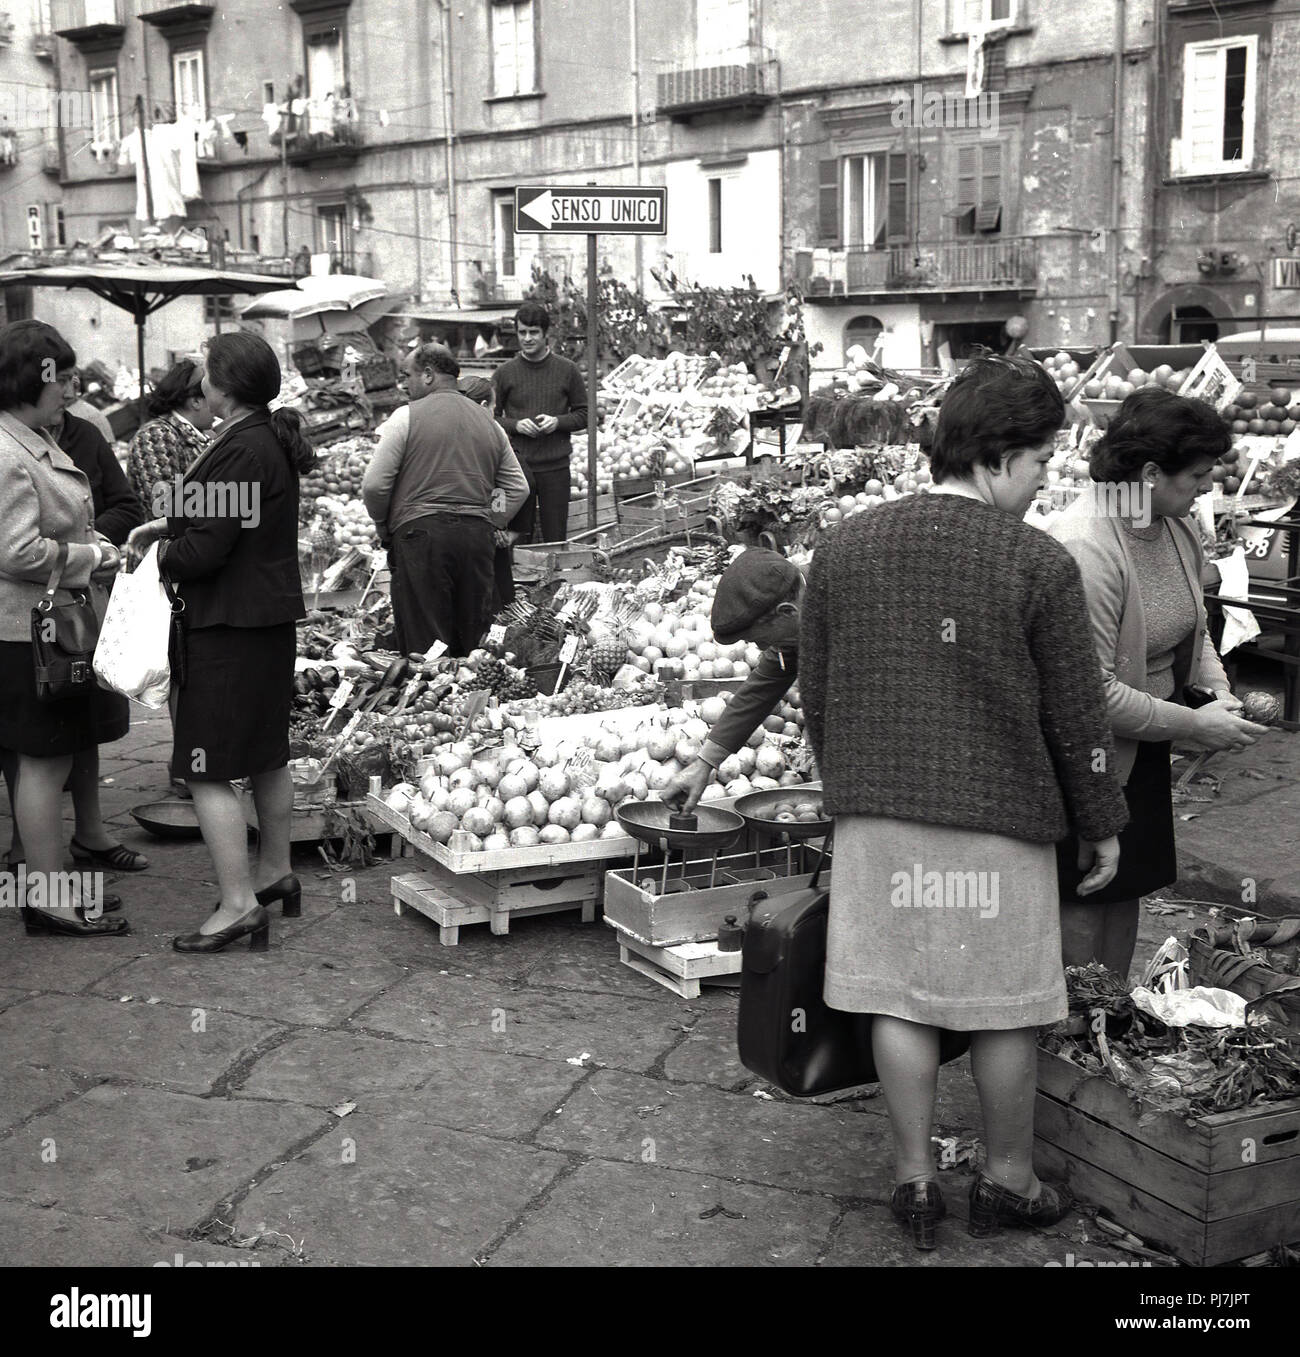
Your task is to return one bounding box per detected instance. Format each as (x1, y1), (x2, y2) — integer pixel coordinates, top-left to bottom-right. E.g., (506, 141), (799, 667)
(589, 634), (627, 675)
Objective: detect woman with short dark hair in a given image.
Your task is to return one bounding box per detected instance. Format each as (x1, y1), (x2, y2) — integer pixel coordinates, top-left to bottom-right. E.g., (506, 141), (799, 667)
(1050, 388), (1267, 976)
(126, 331), (314, 952)
(0, 320), (130, 936)
(126, 358), (214, 514)
(801, 355), (1128, 1249)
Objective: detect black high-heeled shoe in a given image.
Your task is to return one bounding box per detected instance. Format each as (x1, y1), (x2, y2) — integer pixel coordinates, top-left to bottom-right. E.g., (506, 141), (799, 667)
(23, 905), (129, 938)
(891, 1180), (946, 1251)
(255, 874), (301, 918)
(174, 904), (270, 953)
(968, 1172), (1074, 1237)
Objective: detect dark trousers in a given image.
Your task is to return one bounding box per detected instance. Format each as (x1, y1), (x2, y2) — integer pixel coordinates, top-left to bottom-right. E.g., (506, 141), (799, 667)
(509, 461), (572, 544)
(389, 514), (495, 657)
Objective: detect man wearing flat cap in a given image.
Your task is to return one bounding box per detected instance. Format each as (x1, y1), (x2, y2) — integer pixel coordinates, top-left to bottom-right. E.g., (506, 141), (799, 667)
(665, 548), (805, 814)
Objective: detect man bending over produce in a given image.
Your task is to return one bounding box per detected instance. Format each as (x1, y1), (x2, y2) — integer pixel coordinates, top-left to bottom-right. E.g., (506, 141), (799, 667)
(664, 548), (805, 814)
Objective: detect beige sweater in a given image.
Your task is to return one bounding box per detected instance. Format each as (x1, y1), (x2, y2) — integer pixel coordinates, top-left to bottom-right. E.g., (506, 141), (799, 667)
(1049, 495), (1228, 785)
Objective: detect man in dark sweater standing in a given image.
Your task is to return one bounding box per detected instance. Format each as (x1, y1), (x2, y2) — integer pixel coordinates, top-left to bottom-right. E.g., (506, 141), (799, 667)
(492, 302), (588, 544)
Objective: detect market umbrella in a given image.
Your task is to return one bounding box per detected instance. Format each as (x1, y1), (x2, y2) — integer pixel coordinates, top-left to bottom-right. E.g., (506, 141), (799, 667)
(3, 262), (288, 416)
(239, 274), (392, 321)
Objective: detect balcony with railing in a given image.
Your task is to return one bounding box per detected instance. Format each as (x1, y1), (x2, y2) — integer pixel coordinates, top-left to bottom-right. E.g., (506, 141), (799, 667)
(52, 0), (126, 48)
(802, 237), (1037, 297)
(270, 91), (364, 168)
(656, 43), (777, 120)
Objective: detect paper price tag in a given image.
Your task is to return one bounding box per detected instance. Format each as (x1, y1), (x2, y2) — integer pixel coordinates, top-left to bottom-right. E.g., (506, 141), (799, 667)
(486, 624), (507, 647)
(328, 677), (355, 710)
(559, 635), (581, 664)
(424, 640), (449, 661)
(654, 479), (667, 497)
(565, 746), (598, 788)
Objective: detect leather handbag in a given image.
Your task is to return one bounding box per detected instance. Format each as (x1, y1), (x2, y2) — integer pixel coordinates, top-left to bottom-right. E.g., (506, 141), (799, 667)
(738, 839), (970, 1097)
(31, 541), (101, 703)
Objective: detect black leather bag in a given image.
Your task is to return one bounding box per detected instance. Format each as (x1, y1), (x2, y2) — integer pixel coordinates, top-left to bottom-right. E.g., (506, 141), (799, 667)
(738, 841), (970, 1097)
(31, 541), (101, 703)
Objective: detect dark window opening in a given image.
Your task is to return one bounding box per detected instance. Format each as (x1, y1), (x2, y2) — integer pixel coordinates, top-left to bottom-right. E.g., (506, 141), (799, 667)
(708, 178), (722, 254)
(1223, 45), (1246, 162)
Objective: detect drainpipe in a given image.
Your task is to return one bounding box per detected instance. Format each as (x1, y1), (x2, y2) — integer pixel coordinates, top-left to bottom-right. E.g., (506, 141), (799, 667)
(439, 0), (459, 305)
(1109, 0), (1125, 343)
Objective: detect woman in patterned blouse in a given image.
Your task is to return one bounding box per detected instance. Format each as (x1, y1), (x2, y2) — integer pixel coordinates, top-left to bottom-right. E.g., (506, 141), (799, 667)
(126, 358), (213, 515)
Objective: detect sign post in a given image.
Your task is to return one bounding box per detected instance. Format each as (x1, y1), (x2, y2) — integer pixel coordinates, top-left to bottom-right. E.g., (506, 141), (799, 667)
(514, 183), (668, 534)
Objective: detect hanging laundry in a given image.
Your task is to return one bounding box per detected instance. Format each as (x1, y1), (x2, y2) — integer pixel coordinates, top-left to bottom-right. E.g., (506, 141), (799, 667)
(307, 94), (332, 136)
(118, 125), (188, 221)
(262, 102), (281, 137)
(290, 98), (307, 117)
(169, 118), (202, 198)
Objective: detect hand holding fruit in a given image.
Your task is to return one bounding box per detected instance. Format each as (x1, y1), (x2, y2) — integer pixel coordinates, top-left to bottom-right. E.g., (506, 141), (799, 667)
(1188, 697), (1270, 752)
(516, 418), (541, 438)
(534, 414), (559, 435)
(663, 759), (713, 814)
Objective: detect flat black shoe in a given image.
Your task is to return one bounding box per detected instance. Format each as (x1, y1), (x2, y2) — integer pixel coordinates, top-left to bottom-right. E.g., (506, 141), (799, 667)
(891, 1180), (947, 1251)
(169, 778), (192, 800)
(255, 874), (301, 918)
(174, 904), (269, 953)
(23, 905), (129, 938)
(968, 1172), (1074, 1237)
(70, 838), (150, 872)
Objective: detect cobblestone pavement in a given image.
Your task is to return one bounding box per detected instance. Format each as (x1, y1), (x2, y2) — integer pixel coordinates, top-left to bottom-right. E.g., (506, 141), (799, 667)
(0, 682), (1295, 1268)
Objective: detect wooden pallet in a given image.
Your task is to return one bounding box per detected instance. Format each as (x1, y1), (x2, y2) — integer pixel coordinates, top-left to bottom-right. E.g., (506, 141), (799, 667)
(610, 926), (743, 998)
(391, 870), (596, 946)
(1034, 1047), (1300, 1266)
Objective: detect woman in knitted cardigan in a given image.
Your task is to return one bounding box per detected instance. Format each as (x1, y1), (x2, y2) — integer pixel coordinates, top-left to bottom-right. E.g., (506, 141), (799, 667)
(800, 356), (1129, 1250)
(125, 359), (213, 516)
(1049, 391), (1267, 977)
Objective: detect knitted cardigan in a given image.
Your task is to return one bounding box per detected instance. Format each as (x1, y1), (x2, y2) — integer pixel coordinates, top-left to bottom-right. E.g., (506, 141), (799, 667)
(126, 412), (210, 516)
(799, 495), (1130, 845)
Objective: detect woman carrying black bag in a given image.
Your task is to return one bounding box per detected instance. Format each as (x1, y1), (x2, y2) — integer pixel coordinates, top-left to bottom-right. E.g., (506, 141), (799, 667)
(0, 321), (129, 936)
(799, 356), (1128, 1250)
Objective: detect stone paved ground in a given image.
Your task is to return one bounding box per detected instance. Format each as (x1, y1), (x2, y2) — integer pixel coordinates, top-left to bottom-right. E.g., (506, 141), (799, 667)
(0, 661), (1296, 1268)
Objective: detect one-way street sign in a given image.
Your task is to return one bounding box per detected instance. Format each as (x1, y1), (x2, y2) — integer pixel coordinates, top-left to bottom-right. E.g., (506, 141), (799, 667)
(514, 185), (668, 235)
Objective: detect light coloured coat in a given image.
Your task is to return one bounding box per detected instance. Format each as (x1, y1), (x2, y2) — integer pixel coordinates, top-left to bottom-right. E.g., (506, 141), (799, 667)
(1049, 494), (1228, 785)
(0, 409), (108, 643)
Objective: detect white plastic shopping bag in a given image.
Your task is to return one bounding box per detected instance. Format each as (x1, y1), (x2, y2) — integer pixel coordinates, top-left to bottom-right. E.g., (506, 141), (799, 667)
(93, 544), (172, 708)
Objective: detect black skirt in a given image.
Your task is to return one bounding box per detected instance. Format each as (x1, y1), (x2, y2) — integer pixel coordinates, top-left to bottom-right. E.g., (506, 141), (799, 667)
(1056, 739), (1177, 905)
(171, 622), (295, 782)
(0, 640), (129, 758)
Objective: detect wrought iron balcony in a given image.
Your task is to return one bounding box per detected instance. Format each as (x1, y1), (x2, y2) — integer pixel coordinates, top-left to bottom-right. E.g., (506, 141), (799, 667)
(271, 96), (364, 167)
(805, 237), (1037, 296)
(657, 44), (777, 119)
(52, 0), (126, 47)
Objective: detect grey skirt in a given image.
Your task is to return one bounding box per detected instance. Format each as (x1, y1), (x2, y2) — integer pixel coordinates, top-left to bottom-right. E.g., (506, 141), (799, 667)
(824, 813), (1067, 1030)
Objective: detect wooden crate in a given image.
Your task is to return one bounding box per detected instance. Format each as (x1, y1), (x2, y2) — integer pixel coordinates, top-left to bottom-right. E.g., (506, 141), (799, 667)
(392, 870), (596, 946)
(366, 793), (638, 874)
(603, 848), (822, 947)
(1033, 1047), (1300, 1266)
(611, 928), (743, 998)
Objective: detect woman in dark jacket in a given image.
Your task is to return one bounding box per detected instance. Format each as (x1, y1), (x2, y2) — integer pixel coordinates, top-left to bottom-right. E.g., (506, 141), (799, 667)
(126, 332), (312, 952)
(800, 356), (1128, 1250)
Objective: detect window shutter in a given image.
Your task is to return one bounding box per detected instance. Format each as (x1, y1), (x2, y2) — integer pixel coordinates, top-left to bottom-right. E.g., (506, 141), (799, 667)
(886, 152), (910, 242)
(818, 158), (840, 246)
(492, 3), (517, 95)
(1184, 44), (1224, 169)
(957, 144), (977, 204)
(515, 1), (535, 94)
(981, 142), (1002, 204)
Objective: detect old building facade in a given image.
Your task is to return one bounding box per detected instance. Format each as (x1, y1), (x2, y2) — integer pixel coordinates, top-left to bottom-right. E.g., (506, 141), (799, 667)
(3, 1), (1296, 373)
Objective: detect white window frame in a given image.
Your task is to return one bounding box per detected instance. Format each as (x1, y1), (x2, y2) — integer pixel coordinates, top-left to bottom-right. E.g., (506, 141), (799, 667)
(1173, 34), (1258, 177)
(494, 191), (517, 278)
(316, 202), (351, 265)
(842, 152), (889, 250)
(490, 0), (538, 98)
(173, 49), (206, 123)
(954, 0), (1017, 34)
(88, 67), (120, 144)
